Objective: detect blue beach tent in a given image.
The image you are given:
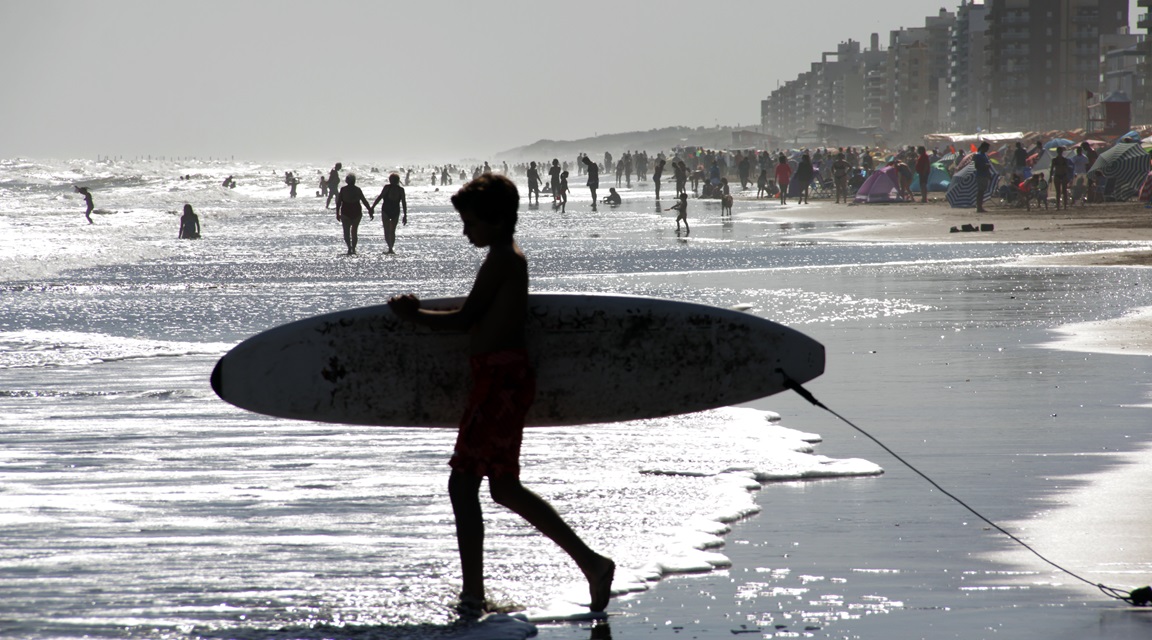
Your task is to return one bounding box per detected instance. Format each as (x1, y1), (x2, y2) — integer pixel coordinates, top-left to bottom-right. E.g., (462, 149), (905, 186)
(910, 164), (952, 193)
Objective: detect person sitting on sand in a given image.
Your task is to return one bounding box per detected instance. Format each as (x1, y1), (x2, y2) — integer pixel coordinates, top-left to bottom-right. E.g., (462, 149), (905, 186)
(1018, 176), (1034, 211)
(74, 186), (94, 224)
(387, 174), (615, 618)
(603, 187), (621, 206)
(178, 203), (201, 239)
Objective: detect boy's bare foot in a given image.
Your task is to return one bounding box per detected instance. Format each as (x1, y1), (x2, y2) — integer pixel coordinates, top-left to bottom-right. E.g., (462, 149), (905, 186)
(585, 557), (615, 612)
(454, 593), (487, 618)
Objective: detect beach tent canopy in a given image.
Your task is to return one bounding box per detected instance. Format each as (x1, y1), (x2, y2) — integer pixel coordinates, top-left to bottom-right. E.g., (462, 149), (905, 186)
(945, 163), (999, 208)
(853, 166), (905, 203)
(1088, 142), (1150, 201)
(1026, 148), (1051, 172)
(910, 164), (952, 192)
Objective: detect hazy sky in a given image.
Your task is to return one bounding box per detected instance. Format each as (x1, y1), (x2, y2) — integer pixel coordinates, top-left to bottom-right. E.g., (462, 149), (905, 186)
(1, 0), (1144, 163)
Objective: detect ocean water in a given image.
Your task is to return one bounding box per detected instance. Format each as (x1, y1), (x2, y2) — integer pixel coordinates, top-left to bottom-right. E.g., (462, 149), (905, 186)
(2, 158), (1151, 639)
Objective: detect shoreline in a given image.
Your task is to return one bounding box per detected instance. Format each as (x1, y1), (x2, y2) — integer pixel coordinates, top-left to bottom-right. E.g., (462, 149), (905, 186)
(530, 195), (1152, 639)
(752, 196), (1152, 357)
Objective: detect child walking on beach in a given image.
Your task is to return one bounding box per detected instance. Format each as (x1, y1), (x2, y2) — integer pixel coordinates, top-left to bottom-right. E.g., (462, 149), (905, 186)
(387, 174), (615, 617)
(666, 191), (690, 235)
(1035, 172), (1049, 210)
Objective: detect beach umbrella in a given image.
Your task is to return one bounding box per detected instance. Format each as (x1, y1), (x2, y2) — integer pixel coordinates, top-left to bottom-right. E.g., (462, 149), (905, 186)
(1043, 138), (1074, 150)
(945, 163), (999, 208)
(1088, 142), (1149, 201)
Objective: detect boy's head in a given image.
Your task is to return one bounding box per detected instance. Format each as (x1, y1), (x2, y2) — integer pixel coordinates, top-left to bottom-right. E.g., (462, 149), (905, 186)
(451, 173), (519, 241)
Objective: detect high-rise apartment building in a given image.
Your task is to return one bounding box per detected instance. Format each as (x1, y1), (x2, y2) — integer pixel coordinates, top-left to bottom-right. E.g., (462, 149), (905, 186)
(1135, 0), (1152, 123)
(949, 1), (989, 131)
(984, 0), (1128, 131)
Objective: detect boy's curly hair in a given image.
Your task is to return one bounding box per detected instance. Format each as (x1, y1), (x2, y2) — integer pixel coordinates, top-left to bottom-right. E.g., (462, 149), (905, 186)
(452, 174), (519, 239)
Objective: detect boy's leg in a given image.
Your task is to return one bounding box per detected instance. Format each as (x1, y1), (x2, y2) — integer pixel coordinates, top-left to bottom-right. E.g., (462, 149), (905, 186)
(489, 476), (615, 611)
(449, 470), (486, 602)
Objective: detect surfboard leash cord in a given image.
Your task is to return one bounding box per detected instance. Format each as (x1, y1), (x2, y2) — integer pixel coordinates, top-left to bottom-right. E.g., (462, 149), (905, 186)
(776, 368), (1151, 608)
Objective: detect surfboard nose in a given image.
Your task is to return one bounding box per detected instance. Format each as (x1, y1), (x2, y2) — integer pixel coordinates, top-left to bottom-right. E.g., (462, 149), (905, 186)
(210, 357), (224, 399)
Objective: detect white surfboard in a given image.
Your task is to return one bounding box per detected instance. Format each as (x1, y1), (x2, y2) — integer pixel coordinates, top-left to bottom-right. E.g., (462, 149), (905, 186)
(211, 293), (824, 427)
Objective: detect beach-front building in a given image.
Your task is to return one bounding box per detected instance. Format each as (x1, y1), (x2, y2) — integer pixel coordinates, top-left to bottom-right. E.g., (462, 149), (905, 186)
(949, 0), (989, 132)
(760, 0), (1138, 144)
(1135, 0), (1152, 123)
(985, 0), (1129, 132)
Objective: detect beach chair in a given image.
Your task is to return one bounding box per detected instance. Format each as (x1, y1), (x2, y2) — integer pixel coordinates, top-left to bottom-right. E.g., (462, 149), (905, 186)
(809, 177), (833, 200)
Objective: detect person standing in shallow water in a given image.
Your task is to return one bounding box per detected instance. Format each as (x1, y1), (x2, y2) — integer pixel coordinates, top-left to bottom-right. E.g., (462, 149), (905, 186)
(372, 173), (407, 254)
(178, 204), (200, 239)
(387, 174), (615, 618)
(652, 158), (666, 201)
(582, 156), (599, 211)
(665, 191), (689, 235)
(526, 161), (542, 205)
(74, 186), (94, 224)
(325, 163), (343, 209)
(335, 174), (372, 255)
(548, 159), (562, 205)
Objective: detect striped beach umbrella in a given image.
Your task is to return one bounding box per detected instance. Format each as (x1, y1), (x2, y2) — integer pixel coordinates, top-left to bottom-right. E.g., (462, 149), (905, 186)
(1088, 142), (1150, 201)
(945, 163), (999, 208)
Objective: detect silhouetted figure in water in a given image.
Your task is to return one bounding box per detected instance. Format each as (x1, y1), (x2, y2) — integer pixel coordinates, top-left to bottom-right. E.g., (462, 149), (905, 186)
(74, 186), (94, 224)
(178, 203), (201, 239)
(548, 159), (562, 204)
(336, 174), (372, 255)
(557, 170), (569, 212)
(326, 163), (343, 209)
(372, 173), (408, 254)
(665, 191), (689, 235)
(583, 156), (599, 211)
(653, 158), (666, 200)
(603, 187), (621, 206)
(526, 161), (542, 205)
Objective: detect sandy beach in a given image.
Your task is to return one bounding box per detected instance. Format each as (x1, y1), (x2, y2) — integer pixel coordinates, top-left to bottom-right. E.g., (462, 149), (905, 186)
(533, 196), (1152, 640)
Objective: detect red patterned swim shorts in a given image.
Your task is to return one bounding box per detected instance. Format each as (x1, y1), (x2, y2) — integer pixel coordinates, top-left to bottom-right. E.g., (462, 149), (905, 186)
(450, 349), (536, 478)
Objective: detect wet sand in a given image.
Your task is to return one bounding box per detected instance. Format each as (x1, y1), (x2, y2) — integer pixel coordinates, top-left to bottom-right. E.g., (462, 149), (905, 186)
(533, 196), (1152, 640)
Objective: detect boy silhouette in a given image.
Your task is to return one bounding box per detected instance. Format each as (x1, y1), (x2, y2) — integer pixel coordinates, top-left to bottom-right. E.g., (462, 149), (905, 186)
(388, 174), (615, 617)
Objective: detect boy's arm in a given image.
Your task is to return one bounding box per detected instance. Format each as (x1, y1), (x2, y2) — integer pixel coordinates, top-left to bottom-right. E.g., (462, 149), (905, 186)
(389, 251), (516, 331)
